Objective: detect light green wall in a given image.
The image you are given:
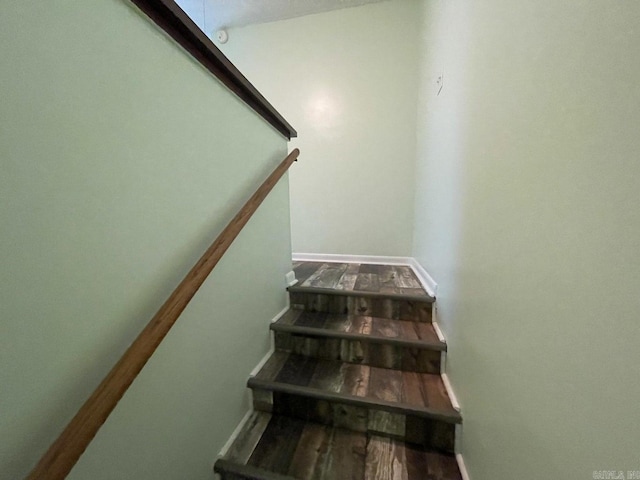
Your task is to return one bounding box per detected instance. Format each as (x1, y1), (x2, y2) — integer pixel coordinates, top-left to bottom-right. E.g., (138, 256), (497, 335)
(0, 2), (291, 479)
(413, 0), (640, 478)
(220, 0), (420, 257)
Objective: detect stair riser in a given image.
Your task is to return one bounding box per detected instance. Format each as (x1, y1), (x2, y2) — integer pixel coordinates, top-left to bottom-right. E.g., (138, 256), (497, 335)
(216, 474), (248, 480)
(289, 292), (433, 323)
(214, 414), (462, 480)
(215, 464), (293, 480)
(251, 389), (455, 453)
(274, 332), (441, 374)
(216, 472), (291, 480)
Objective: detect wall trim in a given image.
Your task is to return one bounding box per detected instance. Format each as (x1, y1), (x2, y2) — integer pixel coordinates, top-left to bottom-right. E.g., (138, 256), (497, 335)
(285, 270), (298, 287)
(442, 373), (461, 412)
(456, 453), (472, 480)
(249, 305), (289, 377)
(407, 258), (438, 297)
(432, 321), (446, 343)
(218, 305), (289, 458)
(293, 252), (413, 266)
(292, 253), (438, 297)
(432, 306), (460, 414)
(217, 408), (253, 458)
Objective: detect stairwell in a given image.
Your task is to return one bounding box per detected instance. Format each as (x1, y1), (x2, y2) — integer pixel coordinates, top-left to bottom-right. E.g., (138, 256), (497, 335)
(214, 261), (463, 479)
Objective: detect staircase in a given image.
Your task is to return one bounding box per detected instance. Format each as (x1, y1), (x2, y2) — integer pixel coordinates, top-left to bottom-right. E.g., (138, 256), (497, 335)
(214, 262), (463, 479)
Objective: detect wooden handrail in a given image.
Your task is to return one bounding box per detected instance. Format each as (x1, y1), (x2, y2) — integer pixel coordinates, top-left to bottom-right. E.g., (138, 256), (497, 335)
(130, 0), (297, 140)
(26, 148), (300, 480)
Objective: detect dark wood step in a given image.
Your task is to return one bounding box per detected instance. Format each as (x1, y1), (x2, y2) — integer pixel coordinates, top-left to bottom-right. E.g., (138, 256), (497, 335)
(215, 459), (295, 480)
(289, 262), (434, 323)
(251, 353), (459, 421)
(214, 412), (462, 480)
(272, 310), (444, 374)
(273, 310), (444, 349)
(248, 353), (460, 450)
(289, 291), (433, 323)
(289, 284), (434, 302)
(292, 262), (434, 300)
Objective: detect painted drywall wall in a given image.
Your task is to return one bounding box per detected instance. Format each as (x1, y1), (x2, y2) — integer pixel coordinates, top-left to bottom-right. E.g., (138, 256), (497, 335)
(413, 0), (640, 478)
(0, 2), (292, 479)
(220, 0), (420, 257)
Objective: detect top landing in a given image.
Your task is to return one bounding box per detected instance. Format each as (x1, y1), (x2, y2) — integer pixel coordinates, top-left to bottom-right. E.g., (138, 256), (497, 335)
(290, 261), (434, 302)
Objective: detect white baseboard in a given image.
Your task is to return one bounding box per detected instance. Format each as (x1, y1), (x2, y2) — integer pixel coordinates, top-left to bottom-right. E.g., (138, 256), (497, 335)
(218, 305), (289, 459)
(291, 253), (438, 297)
(217, 408), (253, 458)
(456, 453), (471, 480)
(442, 373), (461, 412)
(285, 270), (298, 287)
(433, 309), (461, 413)
(248, 305), (289, 377)
(292, 252), (413, 266)
(407, 258), (438, 297)
(432, 321), (446, 343)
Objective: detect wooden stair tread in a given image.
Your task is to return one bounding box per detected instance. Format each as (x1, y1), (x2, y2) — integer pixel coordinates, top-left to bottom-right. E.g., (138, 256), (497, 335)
(215, 412), (462, 480)
(214, 261), (462, 478)
(288, 284), (434, 303)
(289, 262), (435, 303)
(249, 352), (461, 423)
(272, 310), (446, 351)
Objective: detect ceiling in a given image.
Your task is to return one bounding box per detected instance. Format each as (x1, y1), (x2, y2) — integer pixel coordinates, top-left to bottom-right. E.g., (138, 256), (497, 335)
(176, 0), (389, 34)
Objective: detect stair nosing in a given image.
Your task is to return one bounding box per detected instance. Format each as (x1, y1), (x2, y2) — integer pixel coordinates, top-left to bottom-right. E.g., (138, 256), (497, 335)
(247, 377), (462, 424)
(270, 322), (447, 352)
(216, 413), (462, 479)
(288, 285), (435, 303)
(214, 458), (297, 480)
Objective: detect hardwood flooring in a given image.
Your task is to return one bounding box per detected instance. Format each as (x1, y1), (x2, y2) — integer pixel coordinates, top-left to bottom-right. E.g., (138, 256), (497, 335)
(271, 310), (444, 374)
(292, 262), (432, 300)
(214, 261), (462, 480)
(273, 310), (444, 349)
(218, 412), (462, 480)
(250, 352), (460, 423)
